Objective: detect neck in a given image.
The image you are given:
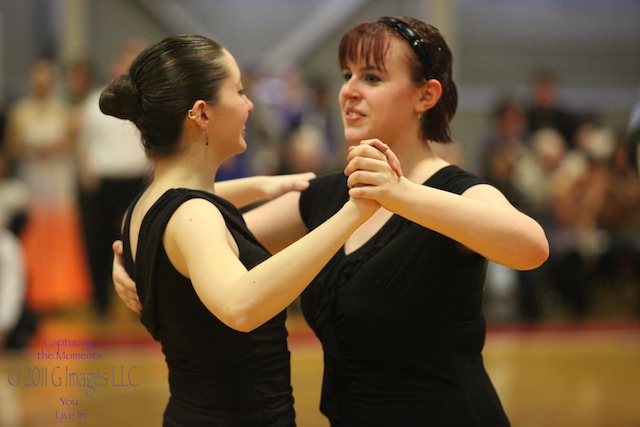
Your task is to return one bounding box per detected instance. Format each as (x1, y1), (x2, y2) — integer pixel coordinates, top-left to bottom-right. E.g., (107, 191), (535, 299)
(150, 146), (219, 194)
(385, 138), (449, 183)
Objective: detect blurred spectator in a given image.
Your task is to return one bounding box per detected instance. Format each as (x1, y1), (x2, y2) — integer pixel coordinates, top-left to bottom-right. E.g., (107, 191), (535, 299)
(66, 58), (96, 145)
(595, 130), (640, 315)
(512, 128), (568, 222)
(248, 65), (335, 176)
(0, 151), (34, 350)
(299, 78), (341, 170)
(74, 39), (150, 317)
(526, 69), (578, 147)
(0, 102), (6, 152)
(545, 121), (612, 318)
(65, 58), (95, 107)
(509, 128), (568, 320)
(279, 123), (330, 175)
(626, 87), (640, 175)
(478, 97), (531, 321)
(479, 97), (530, 203)
(3, 58), (90, 312)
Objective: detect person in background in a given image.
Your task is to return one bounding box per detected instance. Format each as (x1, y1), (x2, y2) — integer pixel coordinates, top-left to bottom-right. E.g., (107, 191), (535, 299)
(477, 96), (536, 321)
(65, 58), (95, 107)
(0, 150), (33, 350)
(4, 58), (89, 312)
(114, 17), (549, 426)
(545, 120), (612, 318)
(478, 96), (529, 203)
(74, 40), (150, 317)
(100, 34), (399, 426)
(526, 69), (578, 147)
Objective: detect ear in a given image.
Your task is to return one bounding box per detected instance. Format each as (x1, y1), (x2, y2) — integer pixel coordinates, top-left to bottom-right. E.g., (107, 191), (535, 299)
(187, 100), (209, 131)
(415, 79), (442, 115)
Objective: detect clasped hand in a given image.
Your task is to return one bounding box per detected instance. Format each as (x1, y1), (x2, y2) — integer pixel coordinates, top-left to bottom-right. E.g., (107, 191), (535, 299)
(344, 138), (403, 204)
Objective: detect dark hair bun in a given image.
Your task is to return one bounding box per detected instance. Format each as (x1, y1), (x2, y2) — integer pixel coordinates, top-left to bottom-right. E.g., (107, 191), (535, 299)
(99, 74), (143, 121)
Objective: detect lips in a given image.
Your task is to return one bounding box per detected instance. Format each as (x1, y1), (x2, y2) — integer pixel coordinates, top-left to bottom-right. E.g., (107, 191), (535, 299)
(344, 106), (365, 122)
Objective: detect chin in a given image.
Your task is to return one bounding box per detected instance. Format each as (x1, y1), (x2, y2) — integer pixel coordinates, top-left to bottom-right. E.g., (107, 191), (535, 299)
(344, 131), (369, 145)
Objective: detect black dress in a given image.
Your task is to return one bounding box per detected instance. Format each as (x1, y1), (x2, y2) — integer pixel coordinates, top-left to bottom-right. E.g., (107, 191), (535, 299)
(123, 189), (295, 427)
(299, 166), (510, 427)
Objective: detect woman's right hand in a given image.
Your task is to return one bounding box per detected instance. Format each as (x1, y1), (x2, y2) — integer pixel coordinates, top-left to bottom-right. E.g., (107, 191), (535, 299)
(112, 240), (142, 314)
(343, 139), (402, 217)
(345, 139), (402, 202)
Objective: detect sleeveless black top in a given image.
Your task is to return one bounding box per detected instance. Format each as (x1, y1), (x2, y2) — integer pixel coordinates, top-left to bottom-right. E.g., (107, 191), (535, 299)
(123, 189), (295, 427)
(299, 166), (510, 427)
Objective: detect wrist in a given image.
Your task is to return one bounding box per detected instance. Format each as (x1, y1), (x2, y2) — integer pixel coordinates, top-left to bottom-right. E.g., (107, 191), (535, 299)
(343, 198), (378, 222)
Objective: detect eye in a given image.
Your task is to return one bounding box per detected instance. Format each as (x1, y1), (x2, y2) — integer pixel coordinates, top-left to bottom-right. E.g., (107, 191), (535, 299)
(341, 71), (352, 82)
(238, 88), (247, 96)
(364, 73), (381, 84)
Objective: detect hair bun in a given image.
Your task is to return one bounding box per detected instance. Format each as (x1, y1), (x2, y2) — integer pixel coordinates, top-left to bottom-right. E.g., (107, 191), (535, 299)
(99, 74), (143, 121)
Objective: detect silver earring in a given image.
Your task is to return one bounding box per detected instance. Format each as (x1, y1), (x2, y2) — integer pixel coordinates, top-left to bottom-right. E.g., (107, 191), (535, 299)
(418, 113), (423, 121)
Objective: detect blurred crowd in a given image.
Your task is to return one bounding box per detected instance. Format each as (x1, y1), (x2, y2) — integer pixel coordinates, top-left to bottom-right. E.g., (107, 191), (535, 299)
(478, 71), (640, 322)
(1, 45), (639, 350)
(0, 41), (152, 350)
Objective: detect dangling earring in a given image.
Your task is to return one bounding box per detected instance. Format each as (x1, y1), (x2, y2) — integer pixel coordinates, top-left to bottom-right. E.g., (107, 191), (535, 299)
(418, 113), (423, 121)
(205, 133), (209, 146)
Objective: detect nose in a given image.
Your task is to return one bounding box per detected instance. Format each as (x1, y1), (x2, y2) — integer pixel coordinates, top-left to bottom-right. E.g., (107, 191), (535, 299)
(246, 97), (254, 113)
(340, 76), (361, 100)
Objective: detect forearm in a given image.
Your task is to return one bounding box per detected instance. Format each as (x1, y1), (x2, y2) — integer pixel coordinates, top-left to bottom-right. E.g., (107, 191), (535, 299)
(216, 172), (314, 210)
(215, 176), (269, 208)
(222, 201), (371, 331)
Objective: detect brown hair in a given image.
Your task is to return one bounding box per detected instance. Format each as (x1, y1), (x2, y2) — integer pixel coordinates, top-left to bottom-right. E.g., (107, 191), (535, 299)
(99, 35), (229, 158)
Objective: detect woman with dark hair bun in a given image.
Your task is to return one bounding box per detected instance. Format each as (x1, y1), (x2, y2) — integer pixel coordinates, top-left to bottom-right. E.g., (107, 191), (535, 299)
(114, 18), (549, 426)
(102, 34), (399, 426)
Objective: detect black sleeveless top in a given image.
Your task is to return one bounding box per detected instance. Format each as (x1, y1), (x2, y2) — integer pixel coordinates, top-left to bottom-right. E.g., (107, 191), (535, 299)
(299, 166), (510, 427)
(123, 189), (295, 427)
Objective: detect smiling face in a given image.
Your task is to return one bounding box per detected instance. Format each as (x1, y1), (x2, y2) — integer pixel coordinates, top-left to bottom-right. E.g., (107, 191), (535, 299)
(339, 37), (424, 146)
(206, 50), (254, 158)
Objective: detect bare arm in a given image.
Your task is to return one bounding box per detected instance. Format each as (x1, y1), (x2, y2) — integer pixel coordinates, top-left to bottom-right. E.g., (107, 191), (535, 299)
(111, 188), (311, 316)
(215, 173), (315, 209)
(243, 139), (402, 254)
(345, 143), (549, 271)
(113, 143), (402, 315)
(168, 194), (377, 332)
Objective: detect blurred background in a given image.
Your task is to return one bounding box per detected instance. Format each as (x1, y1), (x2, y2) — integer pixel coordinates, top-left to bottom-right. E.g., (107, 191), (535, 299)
(0, 1), (639, 426)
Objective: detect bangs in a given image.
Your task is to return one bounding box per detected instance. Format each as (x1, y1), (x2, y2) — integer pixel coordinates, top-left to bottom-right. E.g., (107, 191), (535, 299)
(338, 22), (390, 71)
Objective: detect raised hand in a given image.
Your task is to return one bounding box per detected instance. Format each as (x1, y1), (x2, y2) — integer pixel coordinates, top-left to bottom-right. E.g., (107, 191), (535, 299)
(344, 139), (403, 200)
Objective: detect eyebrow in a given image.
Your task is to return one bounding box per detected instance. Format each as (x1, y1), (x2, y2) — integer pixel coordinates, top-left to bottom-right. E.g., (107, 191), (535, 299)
(343, 63), (385, 72)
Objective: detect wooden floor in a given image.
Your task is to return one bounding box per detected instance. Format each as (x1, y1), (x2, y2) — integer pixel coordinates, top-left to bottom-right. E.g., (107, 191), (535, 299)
(1, 303), (639, 427)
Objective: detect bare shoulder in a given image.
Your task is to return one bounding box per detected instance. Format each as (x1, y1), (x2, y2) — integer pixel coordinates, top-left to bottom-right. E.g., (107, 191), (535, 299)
(164, 197), (233, 276)
(168, 197), (227, 235)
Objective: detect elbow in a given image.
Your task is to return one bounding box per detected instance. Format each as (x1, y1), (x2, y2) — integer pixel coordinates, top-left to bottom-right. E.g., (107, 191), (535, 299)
(524, 240), (550, 270)
(227, 319), (258, 334)
(217, 304), (262, 333)
(515, 228), (550, 271)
